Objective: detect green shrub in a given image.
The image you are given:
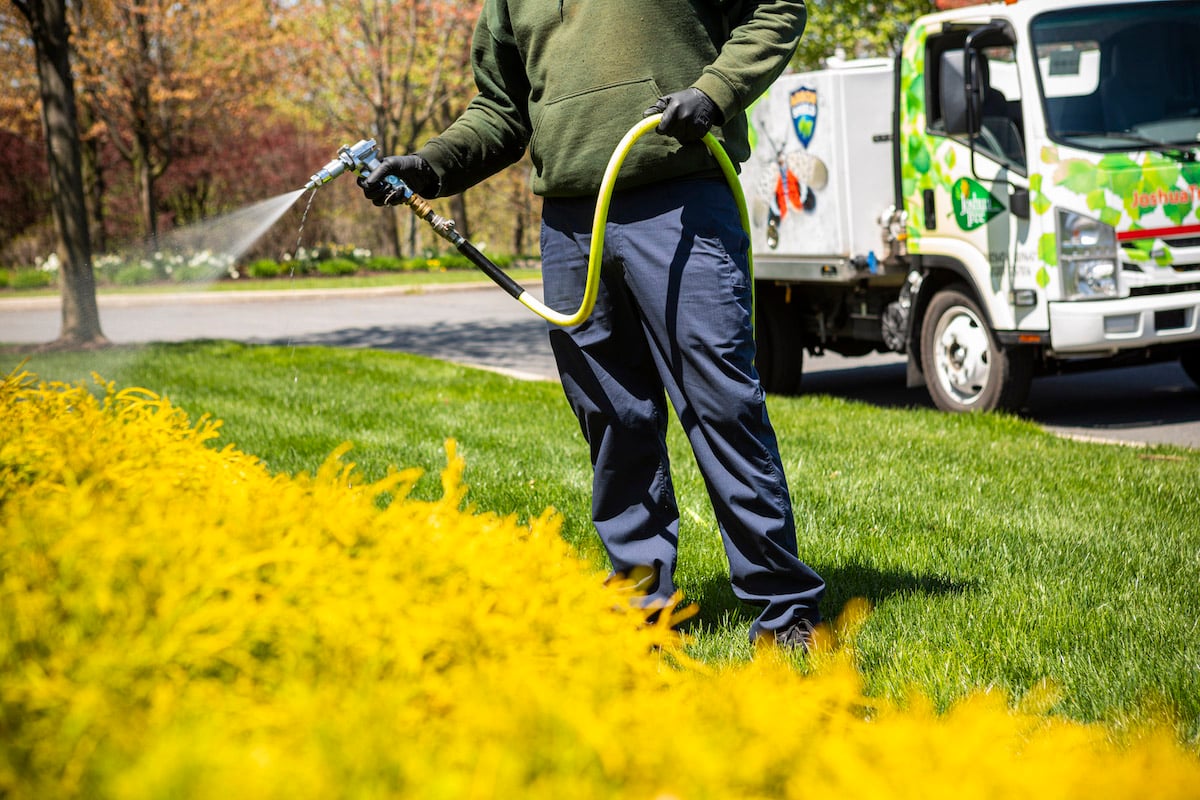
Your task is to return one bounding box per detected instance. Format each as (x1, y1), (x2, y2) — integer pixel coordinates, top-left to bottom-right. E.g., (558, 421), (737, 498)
(246, 259), (284, 279)
(364, 255), (404, 272)
(307, 243), (371, 263)
(401, 257), (432, 272)
(171, 264), (219, 283)
(111, 265), (157, 286)
(438, 253), (472, 270)
(11, 269), (56, 290)
(405, 252), (511, 272)
(0, 270), (10, 289)
(283, 258), (315, 276)
(316, 257), (359, 277)
(410, 253), (473, 272)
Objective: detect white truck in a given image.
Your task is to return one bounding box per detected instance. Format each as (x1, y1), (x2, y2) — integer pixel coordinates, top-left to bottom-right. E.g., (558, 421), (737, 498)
(744, 0), (1200, 412)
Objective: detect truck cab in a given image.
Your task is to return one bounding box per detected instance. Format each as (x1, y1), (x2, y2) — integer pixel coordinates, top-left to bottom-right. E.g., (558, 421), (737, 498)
(746, 0), (1200, 412)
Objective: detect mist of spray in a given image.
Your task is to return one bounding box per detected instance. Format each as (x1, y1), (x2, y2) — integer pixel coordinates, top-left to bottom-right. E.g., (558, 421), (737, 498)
(150, 189), (308, 263)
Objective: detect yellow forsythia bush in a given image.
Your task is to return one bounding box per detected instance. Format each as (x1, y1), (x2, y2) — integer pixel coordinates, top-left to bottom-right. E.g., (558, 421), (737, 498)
(2, 370), (1199, 799)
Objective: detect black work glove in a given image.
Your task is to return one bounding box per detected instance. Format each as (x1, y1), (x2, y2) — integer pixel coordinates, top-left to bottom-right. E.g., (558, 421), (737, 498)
(644, 88), (722, 143)
(359, 155), (439, 206)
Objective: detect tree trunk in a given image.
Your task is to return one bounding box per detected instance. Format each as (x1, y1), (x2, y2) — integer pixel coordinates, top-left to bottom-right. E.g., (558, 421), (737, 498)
(408, 212), (420, 259)
(13, 0), (107, 348)
(136, 151), (158, 246)
(512, 209), (525, 257)
(81, 128), (108, 255)
(387, 205), (404, 257)
(449, 193), (469, 242)
(69, 2), (106, 255)
(131, 9), (159, 246)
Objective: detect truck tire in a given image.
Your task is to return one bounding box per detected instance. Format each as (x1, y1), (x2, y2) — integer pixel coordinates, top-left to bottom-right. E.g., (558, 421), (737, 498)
(754, 297), (803, 395)
(1181, 346), (1200, 388)
(919, 286), (1033, 413)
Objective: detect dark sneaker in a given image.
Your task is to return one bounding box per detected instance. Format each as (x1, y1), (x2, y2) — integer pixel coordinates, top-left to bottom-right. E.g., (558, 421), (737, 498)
(774, 619), (817, 653)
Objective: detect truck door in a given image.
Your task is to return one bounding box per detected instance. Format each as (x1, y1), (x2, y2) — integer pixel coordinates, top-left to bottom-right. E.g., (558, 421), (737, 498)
(903, 22), (1036, 412)
(925, 30), (1029, 305)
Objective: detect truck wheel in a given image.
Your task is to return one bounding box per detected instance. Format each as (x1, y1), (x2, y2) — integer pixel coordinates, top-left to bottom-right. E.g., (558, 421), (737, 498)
(1181, 347), (1200, 388)
(755, 297), (803, 395)
(919, 286), (1032, 413)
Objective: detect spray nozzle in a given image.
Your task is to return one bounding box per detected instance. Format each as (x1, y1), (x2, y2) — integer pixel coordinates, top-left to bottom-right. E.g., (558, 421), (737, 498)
(305, 136), (460, 247)
(304, 138), (411, 201)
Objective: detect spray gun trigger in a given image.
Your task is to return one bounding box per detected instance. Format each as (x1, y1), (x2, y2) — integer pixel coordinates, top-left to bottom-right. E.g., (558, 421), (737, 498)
(381, 175), (414, 205)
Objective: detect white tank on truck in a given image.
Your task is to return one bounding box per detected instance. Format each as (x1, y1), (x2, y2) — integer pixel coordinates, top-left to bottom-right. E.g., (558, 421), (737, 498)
(745, 0), (1200, 413)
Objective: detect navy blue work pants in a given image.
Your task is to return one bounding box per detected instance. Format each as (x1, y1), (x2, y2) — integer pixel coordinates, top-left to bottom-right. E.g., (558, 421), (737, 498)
(540, 177), (824, 640)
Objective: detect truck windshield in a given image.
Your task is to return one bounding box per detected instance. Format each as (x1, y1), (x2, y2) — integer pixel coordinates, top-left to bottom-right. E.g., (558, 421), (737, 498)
(1030, 1), (1200, 155)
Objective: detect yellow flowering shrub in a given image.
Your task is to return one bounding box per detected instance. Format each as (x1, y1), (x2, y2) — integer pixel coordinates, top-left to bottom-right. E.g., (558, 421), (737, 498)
(2, 370), (1198, 799)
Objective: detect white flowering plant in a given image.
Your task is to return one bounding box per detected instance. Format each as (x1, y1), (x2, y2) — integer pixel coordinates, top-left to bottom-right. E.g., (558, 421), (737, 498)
(92, 250), (238, 286)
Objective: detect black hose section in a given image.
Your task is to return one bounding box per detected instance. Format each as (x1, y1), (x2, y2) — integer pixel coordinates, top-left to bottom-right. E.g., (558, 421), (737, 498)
(456, 239), (525, 300)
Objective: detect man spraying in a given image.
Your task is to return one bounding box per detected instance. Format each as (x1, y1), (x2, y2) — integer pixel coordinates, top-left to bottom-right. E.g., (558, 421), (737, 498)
(361, 0), (824, 648)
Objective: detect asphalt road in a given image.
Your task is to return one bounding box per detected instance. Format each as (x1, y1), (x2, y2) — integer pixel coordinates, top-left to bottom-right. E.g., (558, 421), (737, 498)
(3, 284), (1198, 448)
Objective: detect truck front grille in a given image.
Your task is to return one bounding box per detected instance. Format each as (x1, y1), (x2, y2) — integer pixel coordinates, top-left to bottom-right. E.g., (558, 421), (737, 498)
(1129, 281), (1200, 297)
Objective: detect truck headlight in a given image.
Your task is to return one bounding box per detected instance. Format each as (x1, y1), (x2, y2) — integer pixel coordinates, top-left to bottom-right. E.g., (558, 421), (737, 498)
(1056, 209), (1118, 300)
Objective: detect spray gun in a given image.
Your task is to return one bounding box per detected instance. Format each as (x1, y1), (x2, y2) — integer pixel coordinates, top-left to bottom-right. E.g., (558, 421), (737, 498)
(306, 137), (529, 307)
(305, 139), (382, 192)
(305, 138), (468, 248)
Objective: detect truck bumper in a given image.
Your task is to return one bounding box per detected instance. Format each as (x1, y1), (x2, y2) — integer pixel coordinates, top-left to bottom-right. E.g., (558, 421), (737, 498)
(1048, 291), (1200, 354)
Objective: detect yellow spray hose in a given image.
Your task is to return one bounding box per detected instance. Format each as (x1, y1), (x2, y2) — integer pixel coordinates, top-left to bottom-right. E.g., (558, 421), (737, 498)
(505, 113), (753, 327)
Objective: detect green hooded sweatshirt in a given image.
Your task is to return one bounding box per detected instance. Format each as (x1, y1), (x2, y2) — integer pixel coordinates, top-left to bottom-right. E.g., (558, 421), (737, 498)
(416, 0), (807, 198)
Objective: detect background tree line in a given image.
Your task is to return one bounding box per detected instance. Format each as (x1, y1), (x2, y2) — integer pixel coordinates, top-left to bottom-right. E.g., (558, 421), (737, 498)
(1, 0), (932, 346)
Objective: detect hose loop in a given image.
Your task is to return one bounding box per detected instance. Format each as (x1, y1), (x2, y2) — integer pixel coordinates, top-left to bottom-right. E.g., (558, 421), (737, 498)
(517, 114), (753, 327)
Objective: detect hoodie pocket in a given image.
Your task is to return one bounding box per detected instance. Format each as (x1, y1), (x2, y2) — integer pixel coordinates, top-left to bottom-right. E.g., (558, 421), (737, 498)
(529, 77), (669, 194)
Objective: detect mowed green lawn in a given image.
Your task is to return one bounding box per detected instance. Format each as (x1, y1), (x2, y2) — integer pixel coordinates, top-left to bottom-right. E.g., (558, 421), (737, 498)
(8, 341), (1199, 743)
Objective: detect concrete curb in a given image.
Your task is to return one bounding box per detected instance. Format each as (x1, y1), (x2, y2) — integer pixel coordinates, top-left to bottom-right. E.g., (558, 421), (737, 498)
(0, 280), (543, 312)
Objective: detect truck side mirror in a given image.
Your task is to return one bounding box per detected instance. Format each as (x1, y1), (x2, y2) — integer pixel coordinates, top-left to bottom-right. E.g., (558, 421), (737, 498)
(939, 50), (982, 137)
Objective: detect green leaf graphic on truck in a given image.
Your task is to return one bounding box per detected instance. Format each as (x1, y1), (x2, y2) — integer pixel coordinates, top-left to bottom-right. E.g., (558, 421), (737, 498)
(899, 19), (931, 242)
(1044, 146), (1200, 238)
